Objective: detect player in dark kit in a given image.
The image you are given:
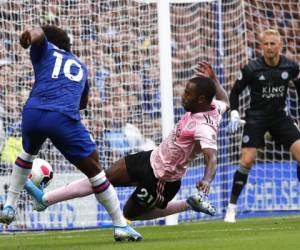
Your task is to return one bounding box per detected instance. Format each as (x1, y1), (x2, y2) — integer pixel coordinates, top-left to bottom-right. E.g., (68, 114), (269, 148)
(224, 29), (300, 223)
(0, 26), (142, 241)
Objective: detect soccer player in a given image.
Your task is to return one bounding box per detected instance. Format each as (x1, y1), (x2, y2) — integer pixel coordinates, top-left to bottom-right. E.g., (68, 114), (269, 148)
(25, 61), (229, 221)
(0, 26), (142, 241)
(224, 29), (300, 223)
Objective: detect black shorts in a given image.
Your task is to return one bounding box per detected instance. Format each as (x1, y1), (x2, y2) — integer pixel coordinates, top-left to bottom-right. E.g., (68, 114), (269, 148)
(242, 112), (300, 148)
(125, 150), (181, 209)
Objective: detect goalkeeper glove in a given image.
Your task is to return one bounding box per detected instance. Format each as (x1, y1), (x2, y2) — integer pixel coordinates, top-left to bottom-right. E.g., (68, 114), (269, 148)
(226, 110), (245, 133)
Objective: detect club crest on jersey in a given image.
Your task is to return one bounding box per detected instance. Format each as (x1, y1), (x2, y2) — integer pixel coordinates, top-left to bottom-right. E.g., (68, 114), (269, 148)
(242, 135), (250, 143)
(281, 71), (288, 80)
(258, 75), (265, 81)
(186, 121), (196, 130)
(237, 70), (243, 80)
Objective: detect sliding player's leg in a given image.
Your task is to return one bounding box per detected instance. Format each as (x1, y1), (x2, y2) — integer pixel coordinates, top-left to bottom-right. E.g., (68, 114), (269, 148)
(122, 189), (184, 221)
(50, 150), (177, 221)
(0, 109), (46, 225)
(121, 150), (191, 220)
(25, 157), (133, 210)
(124, 195), (215, 221)
(26, 150), (215, 219)
(25, 177), (92, 211)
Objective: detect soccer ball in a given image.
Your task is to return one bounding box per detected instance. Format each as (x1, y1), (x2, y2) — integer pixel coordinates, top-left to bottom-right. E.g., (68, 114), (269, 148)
(29, 158), (53, 188)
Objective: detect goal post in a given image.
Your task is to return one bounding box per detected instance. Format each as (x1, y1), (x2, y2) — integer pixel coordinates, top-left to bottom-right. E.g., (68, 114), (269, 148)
(157, 0), (225, 226)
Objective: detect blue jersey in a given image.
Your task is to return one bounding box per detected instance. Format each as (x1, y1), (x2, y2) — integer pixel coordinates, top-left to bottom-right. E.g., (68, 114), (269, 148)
(24, 38), (89, 121)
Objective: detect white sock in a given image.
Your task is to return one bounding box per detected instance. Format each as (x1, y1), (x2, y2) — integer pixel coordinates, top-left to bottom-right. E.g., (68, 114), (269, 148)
(6, 150), (36, 208)
(227, 203), (237, 211)
(89, 171), (126, 227)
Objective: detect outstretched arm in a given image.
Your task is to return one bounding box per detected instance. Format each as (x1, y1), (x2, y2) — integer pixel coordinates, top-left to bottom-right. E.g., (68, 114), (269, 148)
(19, 27), (45, 49)
(195, 61), (229, 110)
(196, 148), (217, 195)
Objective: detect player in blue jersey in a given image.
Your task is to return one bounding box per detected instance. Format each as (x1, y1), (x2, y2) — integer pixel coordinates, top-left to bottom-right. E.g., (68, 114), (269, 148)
(0, 25), (142, 241)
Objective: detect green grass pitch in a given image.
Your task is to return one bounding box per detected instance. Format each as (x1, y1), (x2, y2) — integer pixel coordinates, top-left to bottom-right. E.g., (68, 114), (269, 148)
(1, 216), (300, 250)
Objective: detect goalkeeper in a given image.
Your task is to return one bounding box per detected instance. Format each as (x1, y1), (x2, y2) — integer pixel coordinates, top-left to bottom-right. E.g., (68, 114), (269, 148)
(25, 62), (229, 221)
(224, 29), (300, 223)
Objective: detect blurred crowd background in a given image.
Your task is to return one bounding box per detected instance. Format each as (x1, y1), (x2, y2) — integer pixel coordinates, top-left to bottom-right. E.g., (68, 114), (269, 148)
(0, 0), (299, 172)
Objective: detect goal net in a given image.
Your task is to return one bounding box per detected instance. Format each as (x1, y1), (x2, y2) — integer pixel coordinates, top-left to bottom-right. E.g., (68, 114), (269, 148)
(0, 0), (299, 231)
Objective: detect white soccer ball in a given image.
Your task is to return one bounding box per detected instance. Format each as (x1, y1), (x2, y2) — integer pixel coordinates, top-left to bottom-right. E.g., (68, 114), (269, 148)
(29, 158), (53, 188)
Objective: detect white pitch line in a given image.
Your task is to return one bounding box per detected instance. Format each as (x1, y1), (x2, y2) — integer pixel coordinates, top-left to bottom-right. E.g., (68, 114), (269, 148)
(0, 224), (297, 239)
